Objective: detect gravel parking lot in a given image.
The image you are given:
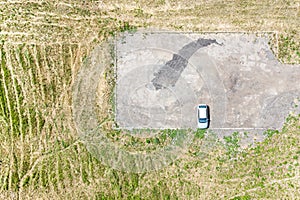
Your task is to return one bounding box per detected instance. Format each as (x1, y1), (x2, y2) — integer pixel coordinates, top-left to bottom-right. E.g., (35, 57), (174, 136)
(116, 32), (300, 135)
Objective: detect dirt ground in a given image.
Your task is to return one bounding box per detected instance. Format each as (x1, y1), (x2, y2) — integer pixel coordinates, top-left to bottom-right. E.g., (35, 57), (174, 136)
(116, 31), (300, 134)
(1, 0), (300, 198)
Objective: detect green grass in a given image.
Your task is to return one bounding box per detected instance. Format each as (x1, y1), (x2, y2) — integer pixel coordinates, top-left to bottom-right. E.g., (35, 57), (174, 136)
(0, 0), (299, 199)
(278, 30), (300, 63)
(223, 132), (241, 159)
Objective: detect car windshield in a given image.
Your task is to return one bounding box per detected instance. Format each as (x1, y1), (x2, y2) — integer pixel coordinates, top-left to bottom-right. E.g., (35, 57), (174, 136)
(199, 118), (207, 123)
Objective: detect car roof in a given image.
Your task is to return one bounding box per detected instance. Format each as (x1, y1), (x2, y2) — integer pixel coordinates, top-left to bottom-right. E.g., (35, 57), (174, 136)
(198, 105), (207, 118)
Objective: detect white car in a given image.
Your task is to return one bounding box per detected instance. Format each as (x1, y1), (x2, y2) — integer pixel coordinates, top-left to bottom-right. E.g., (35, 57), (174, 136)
(197, 104), (209, 129)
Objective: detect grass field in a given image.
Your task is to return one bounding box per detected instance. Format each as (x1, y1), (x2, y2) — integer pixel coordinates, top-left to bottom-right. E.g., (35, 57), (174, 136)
(0, 0), (299, 199)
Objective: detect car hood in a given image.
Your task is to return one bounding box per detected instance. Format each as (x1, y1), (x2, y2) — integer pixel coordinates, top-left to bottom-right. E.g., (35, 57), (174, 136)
(198, 122), (208, 129)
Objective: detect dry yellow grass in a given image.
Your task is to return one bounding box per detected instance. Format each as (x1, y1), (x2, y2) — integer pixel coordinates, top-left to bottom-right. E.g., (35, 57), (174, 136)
(0, 0), (299, 199)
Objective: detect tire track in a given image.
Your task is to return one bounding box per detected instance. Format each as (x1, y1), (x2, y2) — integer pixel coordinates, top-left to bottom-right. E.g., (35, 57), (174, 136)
(4, 44), (26, 189)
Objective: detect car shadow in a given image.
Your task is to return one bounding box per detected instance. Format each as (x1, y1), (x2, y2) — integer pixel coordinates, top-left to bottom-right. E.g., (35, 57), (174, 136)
(207, 105), (210, 129)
